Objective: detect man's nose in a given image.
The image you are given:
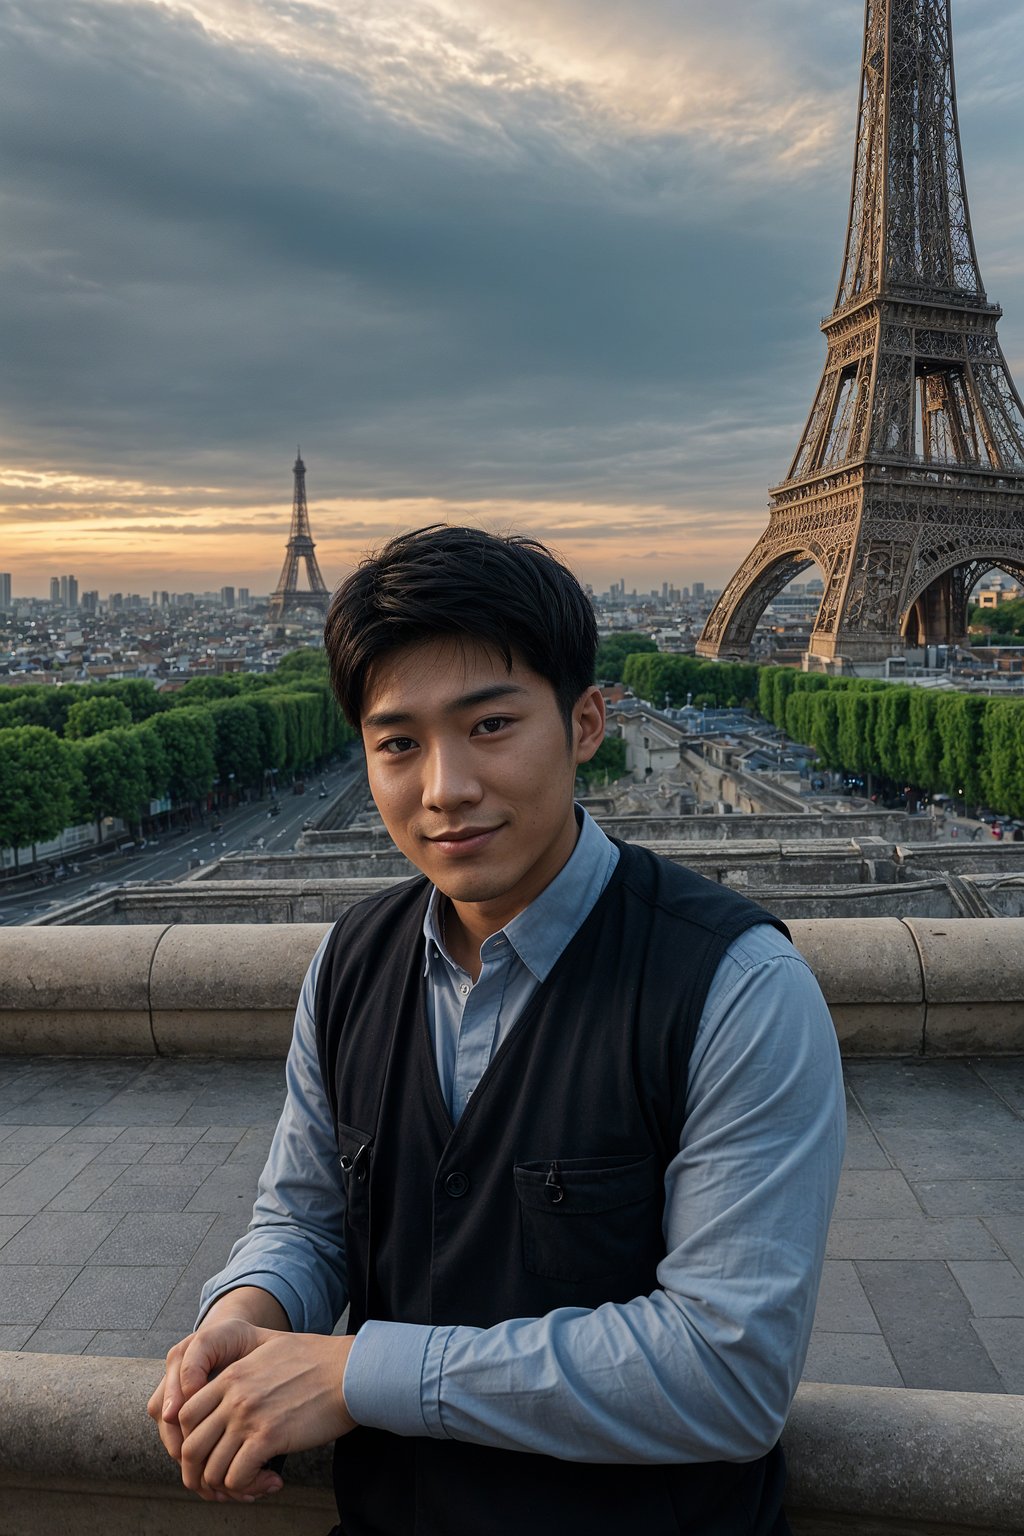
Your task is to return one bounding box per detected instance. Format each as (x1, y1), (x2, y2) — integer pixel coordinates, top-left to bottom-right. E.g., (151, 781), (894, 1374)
(421, 742), (482, 810)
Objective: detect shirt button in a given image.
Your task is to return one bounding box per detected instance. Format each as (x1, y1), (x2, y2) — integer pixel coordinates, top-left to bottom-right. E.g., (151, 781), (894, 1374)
(460, 984), (469, 996)
(445, 1171), (470, 1199)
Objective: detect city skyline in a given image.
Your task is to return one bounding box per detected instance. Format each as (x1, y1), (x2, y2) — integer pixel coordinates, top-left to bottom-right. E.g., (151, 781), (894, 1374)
(3, 1), (1024, 598)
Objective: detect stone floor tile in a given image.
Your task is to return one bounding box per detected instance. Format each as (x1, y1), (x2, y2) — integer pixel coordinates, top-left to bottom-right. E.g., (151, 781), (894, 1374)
(138, 1143), (197, 1166)
(913, 1180), (1024, 1218)
(44, 1163), (126, 1213)
(0, 1324), (35, 1349)
(833, 1170), (922, 1222)
(117, 1126), (203, 1144)
(801, 1332), (903, 1388)
(183, 1165), (262, 1215)
(69, 1126), (124, 1144)
(44, 1264), (181, 1329)
(0, 1211), (120, 1265)
(856, 1260), (1005, 1392)
(949, 1261), (1024, 1317)
(982, 1214), (1024, 1270)
(179, 1143), (235, 1172)
(88, 1142), (155, 1165)
(79, 1093), (195, 1127)
(0, 1265), (81, 1325)
(0, 1147), (102, 1216)
(86, 1327), (189, 1359)
(847, 1061), (1024, 1180)
(152, 1213), (251, 1332)
(0, 1092), (114, 1127)
(971, 1318), (1024, 1392)
(88, 1170), (206, 1213)
(89, 1211), (216, 1266)
(0, 1126), (75, 1157)
(826, 1218), (1003, 1262)
(200, 1127), (250, 1144)
(972, 1059), (1024, 1116)
(0, 1214), (30, 1247)
(811, 1261), (880, 1334)
(224, 1128), (274, 1165)
(20, 1327), (97, 1353)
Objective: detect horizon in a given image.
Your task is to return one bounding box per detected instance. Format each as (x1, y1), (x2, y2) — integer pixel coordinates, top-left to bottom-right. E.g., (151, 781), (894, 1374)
(3, 0), (1024, 599)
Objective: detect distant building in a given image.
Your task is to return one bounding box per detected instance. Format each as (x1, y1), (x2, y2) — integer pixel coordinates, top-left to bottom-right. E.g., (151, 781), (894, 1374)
(50, 577), (60, 604)
(975, 575), (1022, 609)
(0, 573), (11, 610)
(220, 586), (235, 609)
(238, 587), (250, 609)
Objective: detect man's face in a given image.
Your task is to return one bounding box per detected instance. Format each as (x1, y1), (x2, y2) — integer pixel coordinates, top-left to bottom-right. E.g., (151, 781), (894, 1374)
(360, 637), (604, 930)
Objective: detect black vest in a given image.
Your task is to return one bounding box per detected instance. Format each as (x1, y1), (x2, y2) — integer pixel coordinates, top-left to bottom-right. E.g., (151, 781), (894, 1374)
(315, 840), (792, 1536)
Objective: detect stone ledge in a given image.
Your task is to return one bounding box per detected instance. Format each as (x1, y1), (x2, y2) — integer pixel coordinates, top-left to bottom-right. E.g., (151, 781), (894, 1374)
(2, 919), (1024, 1056)
(0, 1355), (1020, 1534)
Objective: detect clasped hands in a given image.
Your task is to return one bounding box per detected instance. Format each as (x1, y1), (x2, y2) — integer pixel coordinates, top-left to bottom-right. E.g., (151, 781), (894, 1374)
(148, 1313), (357, 1503)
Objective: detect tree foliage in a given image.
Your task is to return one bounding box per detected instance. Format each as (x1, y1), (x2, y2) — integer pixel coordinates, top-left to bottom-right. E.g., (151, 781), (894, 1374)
(594, 634), (657, 683)
(64, 695), (133, 740)
(0, 726), (83, 855)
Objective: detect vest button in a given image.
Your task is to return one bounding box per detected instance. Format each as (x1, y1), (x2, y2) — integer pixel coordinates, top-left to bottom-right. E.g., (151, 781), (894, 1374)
(445, 1171), (470, 1198)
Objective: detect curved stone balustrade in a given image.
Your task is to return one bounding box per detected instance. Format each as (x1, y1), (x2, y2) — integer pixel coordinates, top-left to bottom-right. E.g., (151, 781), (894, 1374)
(0, 909), (1019, 1056)
(1, 917), (1023, 1057)
(0, 1354), (1020, 1534)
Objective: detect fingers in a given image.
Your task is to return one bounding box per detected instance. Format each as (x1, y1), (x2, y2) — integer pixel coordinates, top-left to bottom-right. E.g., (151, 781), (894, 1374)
(160, 1339), (188, 1425)
(178, 1318), (263, 1397)
(181, 1412), (283, 1503)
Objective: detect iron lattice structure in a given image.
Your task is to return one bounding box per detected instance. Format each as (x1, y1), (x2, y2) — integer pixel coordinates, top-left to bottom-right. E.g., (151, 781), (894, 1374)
(698, 0), (1024, 667)
(268, 451), (331, 621)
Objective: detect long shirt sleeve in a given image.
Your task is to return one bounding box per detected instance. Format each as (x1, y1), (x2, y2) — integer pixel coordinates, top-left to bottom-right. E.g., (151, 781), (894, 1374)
(198, 929), (349, 1335)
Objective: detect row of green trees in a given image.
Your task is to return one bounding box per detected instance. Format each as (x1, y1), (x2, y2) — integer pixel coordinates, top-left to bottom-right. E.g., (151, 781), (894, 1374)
(611, 646), (1024, 817)
(754, 667), (1024, 815)
(0, 652), (354, 866)
(620, 651), (760, 711)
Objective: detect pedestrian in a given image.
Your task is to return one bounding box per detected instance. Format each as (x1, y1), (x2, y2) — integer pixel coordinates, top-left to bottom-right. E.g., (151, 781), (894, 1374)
(149, 526), (845, 1536)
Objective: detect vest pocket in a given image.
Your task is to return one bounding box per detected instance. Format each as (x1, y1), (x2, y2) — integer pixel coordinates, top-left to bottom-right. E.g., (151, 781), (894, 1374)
(514, 1154), (660, 1283)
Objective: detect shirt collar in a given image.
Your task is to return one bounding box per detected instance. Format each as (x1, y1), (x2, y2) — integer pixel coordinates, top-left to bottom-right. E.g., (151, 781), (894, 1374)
(421, 806), (617, 982)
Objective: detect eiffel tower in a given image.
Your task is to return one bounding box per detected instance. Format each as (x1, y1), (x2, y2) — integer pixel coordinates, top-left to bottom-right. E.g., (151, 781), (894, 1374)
(268, 450), (331, 621)
(698, 0), (1024, 670)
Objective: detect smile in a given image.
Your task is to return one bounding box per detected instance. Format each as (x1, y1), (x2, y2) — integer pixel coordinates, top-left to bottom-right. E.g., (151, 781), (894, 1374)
(424, 827), (502, 856)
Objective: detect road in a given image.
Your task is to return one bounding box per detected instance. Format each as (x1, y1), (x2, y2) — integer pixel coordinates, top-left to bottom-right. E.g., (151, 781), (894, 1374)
(0, 756), (366, 926)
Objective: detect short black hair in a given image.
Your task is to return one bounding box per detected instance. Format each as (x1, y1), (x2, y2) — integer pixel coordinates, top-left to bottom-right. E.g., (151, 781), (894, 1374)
(324, 524), (597, 731)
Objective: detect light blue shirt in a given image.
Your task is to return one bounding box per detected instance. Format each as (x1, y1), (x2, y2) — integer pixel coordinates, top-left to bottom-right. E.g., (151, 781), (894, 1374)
(201, 809), (845, 1465)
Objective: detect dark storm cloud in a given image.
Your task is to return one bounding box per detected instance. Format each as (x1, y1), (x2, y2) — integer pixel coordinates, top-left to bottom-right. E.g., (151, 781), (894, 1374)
(1, 0), (1023, 534)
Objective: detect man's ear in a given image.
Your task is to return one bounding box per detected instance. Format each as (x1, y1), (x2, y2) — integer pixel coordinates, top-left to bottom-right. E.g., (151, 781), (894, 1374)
(573, 686), (607, 765)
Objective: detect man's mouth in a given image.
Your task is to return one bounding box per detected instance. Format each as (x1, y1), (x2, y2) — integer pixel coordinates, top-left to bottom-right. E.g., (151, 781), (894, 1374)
(424, 826), (502, 852)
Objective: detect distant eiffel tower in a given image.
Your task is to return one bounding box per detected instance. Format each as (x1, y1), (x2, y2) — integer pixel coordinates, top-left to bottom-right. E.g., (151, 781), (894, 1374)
(698, 0), (1024, 670)
(268, 451), (331, 621)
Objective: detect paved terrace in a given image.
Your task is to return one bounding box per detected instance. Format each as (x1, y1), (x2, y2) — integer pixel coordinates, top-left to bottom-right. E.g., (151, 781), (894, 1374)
(0, 1052), (1022, 1392)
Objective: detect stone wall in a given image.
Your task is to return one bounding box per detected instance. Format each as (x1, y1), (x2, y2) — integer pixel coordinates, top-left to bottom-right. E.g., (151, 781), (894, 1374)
(3, 918), (1024, 1057)
(1, 1355), (1021, 1535)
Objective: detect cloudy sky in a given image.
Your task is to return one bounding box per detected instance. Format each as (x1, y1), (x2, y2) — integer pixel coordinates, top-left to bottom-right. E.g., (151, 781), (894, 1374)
(3, 0), (1024, 598)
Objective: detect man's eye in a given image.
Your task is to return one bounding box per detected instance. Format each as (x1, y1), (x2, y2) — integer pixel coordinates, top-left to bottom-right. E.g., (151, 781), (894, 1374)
(473, 716), (509, 736)
(382, 737), (416, 755)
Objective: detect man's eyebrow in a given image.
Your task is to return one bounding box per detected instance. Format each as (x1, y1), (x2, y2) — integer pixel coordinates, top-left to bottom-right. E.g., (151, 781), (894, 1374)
(363, 684), (528, 730)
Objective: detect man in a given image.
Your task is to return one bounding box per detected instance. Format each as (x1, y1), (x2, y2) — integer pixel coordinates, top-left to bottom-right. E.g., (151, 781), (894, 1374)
(149, 526), (845, 1535)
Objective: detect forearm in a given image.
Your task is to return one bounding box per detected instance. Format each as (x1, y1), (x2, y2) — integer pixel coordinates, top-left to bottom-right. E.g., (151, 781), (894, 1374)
(200, 1285), (292, 1333)
(199, 931), (349, 1335)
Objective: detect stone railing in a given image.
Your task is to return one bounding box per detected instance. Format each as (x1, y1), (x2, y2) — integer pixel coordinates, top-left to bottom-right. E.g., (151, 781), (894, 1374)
(2, 918), (1023, 1056)
(0, 1355), (1021, 1535)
